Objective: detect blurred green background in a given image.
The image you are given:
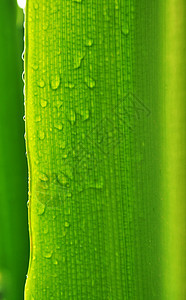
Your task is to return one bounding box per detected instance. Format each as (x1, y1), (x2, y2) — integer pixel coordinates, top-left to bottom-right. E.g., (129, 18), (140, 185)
(0, 1), (29, 299)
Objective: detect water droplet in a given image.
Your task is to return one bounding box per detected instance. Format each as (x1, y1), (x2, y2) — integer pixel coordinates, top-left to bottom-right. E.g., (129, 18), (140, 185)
(122, 27), (129, 35)
(37, 201), (45, 216)
(39, 172), (49, 182)
(22, 51), (25, 61)
(65, 221), (70, 228)
(54, 122), (63, 130)
(58, 173), (68, 185)
(62, 153), (68, 159)
(22, 71), (25, 83)
(23, 115), (26, 122)
(84, 76), (96, 88)
(55, 100), (63, 109)
(90, 177), (104, 189)
(38, 131), (45, 140)
(43, 250), (53, 259)
(35, 115), (41, 122)
(65, 168), (73, 179)
(74, 52), (85, 69)
(38, 79), (45, 88)
(50, 73), (60, 90)
(40, 99), (48, 108)
(68, 110), (76, 124)
(65, 82), (74, 89)
(85, 39), (93, 47)
(32, 63), (39, 71)
(82, 109), (89, 121)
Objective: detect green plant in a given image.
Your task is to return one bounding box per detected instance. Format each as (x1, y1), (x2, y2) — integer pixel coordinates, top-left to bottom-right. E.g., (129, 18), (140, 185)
(0, 1), (28, 299)
(24, 0), (186, 299)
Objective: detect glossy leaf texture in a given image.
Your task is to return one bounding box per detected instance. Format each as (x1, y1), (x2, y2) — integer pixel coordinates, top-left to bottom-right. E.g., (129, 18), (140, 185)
(24, 0), (186, 299)
(0, 1), (29, 300)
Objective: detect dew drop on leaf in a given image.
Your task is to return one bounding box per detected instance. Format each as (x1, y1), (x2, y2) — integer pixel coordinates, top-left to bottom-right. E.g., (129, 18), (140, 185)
(35, 115), (41, 122)
(122, 27), (129, 35)
(85, 39), (93, 47)
(38, 131), (45, 140)
(65, 221), (70, 228)
(54, 122), (63, 130)
(84, 76), (96, 88)
(38, 79), (45, 88)
(37, 201), (45, 216)
(32, 63), (39, 71)
(40, 99), (48, 108)
(39, 172), (49, 182)
(50, 73), (61, 90)
(43, 250), (53, 259)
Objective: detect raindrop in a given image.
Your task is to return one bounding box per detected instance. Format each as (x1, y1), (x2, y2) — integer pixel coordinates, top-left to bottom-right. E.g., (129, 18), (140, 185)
(90, 177), (104, 189)
(39, 172), (49, 182)
(37, 201), (45, 216)
(22, 51), (25, 61)
(38, 131), (45, 140)
(55, 100), (63, 109)
(32, 63), (39, 71)
(50, 73), (61, 90)
(84, 76), (96, 88)
(53, 259), (58, 265)
(58, 173), (68, 186)
(85, 39), (93, 47)
(68, 110), (76, 124)
(22, 71), (25, 83)
(38, 79), (45, 88)
(122, 27), (129, 35)
(35, 115), (41, 122)
(43, 250), (53, 259)
(74, 52), (85, 69)
(40, 99), (48, 108)
(82, 109), (89, 121)
(65, 221), (70, 228)
(54, 122), (63, 130)
(62, 153), (68, 159)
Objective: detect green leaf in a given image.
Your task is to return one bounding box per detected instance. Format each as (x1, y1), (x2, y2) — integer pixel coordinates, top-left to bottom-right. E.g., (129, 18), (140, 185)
(25, 1), (186, 299)
(0, 1), (29, 300)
